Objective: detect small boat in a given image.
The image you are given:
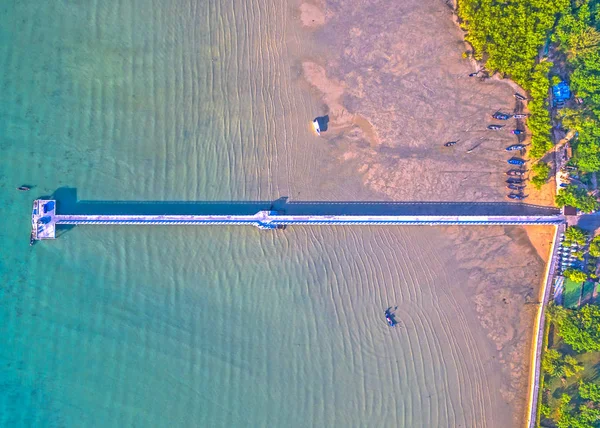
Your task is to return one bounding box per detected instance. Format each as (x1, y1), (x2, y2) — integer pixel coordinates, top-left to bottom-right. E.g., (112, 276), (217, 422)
(312, 118), (321, 135)
(508, 193), (527, 200)
(511, 129), (524, 135)
(488, 124), (504, 130)
(508, 158), (526, 166)
(444, 141), (457, 147)
(506, 144), (525, 151)
(17, 186), (30, 191)
(506, 177), (524, 184)
(492, 112), (511, 120)
(515, 93), (527, 101)
(513, 114), (527, 119)
(384, 308), (398, 327)
(506, 169), (526, 176)
(507, 184), (526, 191)
(29, 230), (35, 246)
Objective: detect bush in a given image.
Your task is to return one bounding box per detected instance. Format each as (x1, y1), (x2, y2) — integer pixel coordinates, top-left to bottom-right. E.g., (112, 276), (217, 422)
(541, 403), (552, 418)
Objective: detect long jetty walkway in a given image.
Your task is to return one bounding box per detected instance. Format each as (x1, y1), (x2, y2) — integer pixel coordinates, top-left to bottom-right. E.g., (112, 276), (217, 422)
(31, 199), (565, 241)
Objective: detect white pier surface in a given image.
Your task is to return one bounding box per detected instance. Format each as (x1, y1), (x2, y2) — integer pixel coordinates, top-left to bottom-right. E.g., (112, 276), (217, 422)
(31, 199), (57, 240)
(31, 199), (565, 240)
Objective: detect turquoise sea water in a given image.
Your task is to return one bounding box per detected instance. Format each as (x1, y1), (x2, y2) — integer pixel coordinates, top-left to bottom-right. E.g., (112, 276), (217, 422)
(2, 1), (521, 426)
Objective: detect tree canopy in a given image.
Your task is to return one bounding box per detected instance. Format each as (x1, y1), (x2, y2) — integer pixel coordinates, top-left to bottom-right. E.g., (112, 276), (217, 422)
(564, 267), (588, 282)
(579, 381), (600, 403)
(589, 235), (600, 257)
(556, 391), (600, 428)
(543, 348), (584, 377)
(531, 162), (552, 189)
(554, 1), (600, 172)
(552, 305), (600, 353)
(565, 226), (588, 246)
(555, 185), (599, 212)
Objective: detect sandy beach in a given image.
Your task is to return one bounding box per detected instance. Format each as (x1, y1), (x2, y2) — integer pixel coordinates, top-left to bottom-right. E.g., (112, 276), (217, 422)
(299, 0), (554, 207)
(296, 0), (556, 425)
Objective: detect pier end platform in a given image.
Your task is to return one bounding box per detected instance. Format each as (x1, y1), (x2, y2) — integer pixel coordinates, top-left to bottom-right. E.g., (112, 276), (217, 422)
(31, 199), (56, 240)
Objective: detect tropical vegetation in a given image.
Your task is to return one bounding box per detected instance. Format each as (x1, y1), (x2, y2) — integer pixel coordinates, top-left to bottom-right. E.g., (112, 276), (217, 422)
(541, 305), (600, 427)
(552, 305), (600, 353)
(565, 226), (588, 246)
(458, 0), (600, 203)
(556, 185), (599, 212)
(589, 235), (600, 258)
(555, 2), (600, 173)
(457, 0), (569, 159)
(564, 267), (589, 282)
(543, 348), (584, 377)
(531, 162), (552, 189)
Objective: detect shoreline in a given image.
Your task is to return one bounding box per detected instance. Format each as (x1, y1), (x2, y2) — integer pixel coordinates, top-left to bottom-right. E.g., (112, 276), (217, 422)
(446, 3), (562, 426)
(525, 224), (562, 428)
(299, 1), (560, 425)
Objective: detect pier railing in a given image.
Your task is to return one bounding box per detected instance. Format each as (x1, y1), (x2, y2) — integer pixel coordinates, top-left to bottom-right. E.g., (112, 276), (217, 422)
(31, 199), (565, 241)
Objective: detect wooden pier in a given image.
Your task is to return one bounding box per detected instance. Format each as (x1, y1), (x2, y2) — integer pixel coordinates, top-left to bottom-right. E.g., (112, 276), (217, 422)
(31, 199), (566, 241)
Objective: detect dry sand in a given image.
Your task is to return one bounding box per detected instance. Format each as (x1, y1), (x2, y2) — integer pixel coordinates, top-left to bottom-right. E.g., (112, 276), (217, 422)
(299, 0), (554, 206)
(296, 0), (557, 425)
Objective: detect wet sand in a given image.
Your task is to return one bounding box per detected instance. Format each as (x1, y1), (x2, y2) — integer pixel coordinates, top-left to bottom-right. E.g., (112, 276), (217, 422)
(296, 0), (555, 425)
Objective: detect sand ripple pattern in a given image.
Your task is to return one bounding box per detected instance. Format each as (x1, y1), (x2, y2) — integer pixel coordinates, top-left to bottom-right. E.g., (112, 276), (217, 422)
(0, 0), (526, 427)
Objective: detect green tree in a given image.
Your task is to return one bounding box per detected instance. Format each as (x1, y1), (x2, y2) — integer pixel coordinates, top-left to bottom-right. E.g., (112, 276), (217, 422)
(554, 305), (600, 353)
(589, 236), (600, 257)
(542, 349), (583, 378)
(543, 349), (565, 377)
(564, 355), (585, 377)
(556, 393), (600, 428)
(541, 402), (552, 418)
(531, 162), (551, 189)
(579, 381), (600, 403)
(553, 2), (600, 175)
(557, 393), (575, 428)
(456, 0), (570, 160)
(555, 3), (600, 60)
(552, 75), (563, 86)
(556, 186), (599, 212)
(565, 226), (588, 246)
(564, 268), (588, 282)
